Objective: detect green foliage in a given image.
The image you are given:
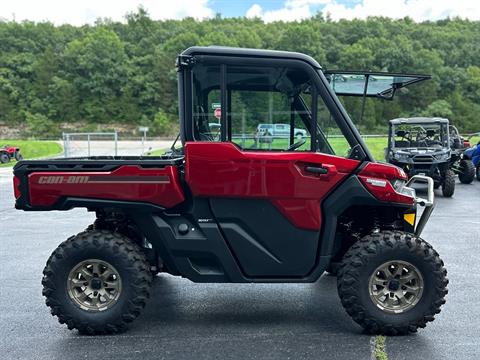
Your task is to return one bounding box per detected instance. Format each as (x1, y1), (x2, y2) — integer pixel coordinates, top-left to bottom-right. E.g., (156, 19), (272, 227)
(151, 108), (175, 136)
(0, 11), (479, 134)
(420, 99), (453, 118)
(25, 112), (58, 138)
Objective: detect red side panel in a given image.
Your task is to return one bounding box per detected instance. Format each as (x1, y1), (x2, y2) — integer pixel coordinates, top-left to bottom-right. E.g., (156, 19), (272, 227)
(27, 165), (185, 208)
(13, 176), (21, 199)
(185, 142), (360, 230)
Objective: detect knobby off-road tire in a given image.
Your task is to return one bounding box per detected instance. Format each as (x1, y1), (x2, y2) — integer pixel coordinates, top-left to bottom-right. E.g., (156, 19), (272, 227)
(0, 153), (9, 163)
(442, 169), (455, 197)
(458, 160), (475, 184)
(337, 231), (448, 335)
(85, 219), (110, 232)
(42, 230), (152, 334)
(84, 221), (159, 278)
(14, 152), (23, 161)
(477, 165), (480, 181)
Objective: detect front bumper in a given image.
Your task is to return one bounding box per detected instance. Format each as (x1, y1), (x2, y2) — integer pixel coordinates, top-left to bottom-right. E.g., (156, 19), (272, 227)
(406, 175), (435, 236)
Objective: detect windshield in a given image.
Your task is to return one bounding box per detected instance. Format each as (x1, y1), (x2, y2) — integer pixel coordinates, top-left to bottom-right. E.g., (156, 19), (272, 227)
(391, 123), (448, 149)
(324, 71), (430, 100)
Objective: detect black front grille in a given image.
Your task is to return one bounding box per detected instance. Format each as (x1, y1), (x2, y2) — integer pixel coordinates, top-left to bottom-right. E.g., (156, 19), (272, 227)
(414, 155), (434, 163)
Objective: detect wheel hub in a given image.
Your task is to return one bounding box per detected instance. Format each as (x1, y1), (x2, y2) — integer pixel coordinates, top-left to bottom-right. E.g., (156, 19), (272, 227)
(368, 260), (424, 314)
(67, 259), (122, 312)
(90, 278), (102, 290)
(387, 279), (400, 291)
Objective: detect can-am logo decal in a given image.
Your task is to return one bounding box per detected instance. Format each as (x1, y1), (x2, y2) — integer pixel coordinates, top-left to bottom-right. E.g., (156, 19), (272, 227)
(37, 175), (170, 185)
(38, 176), (89, 184)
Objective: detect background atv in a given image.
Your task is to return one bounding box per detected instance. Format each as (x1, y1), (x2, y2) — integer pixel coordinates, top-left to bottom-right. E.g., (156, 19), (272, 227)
(463, 134), (480, 181)
(0, 144), (23, 163)
(449, 125), (476, 184)
(449, 125), (470, 149)
(385, 118), (456, 197)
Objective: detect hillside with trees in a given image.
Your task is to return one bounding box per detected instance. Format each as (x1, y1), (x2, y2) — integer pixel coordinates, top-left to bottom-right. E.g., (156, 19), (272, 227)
(1, 8), (479, 137)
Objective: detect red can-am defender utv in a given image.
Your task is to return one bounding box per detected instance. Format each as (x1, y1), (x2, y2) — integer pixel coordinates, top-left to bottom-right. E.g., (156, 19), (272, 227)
(13, 47), (447, 336)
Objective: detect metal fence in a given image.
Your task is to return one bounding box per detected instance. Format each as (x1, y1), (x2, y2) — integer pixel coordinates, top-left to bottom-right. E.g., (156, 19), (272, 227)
(63, 132), (119, 157)
(61, 132), (166, 158)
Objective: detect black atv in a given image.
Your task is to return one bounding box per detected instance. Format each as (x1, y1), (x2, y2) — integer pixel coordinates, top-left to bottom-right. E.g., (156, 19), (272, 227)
(385, 117), (456, 197)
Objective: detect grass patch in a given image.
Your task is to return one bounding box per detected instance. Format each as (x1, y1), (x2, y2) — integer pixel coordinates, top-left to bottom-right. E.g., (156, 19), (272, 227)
(469, 136), (480, 146)
(0, 140), (63, 167)
(374, 336), (388, 360)
(145, 148), (169, 156)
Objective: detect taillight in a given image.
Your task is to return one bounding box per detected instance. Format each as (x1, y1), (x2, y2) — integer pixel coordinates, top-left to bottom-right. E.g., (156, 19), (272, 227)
(13, 176), (21, 199)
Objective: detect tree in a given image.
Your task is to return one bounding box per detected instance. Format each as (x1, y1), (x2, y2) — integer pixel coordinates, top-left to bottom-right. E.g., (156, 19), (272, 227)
(0, 16), (479, 134)
(420, 100), (453, 118)
(63, 28), (128, 121)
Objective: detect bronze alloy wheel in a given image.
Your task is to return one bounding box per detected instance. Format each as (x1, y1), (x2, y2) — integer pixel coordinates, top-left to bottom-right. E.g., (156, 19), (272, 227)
(368, 260), (424, 314)
(67, 259), (122, 312)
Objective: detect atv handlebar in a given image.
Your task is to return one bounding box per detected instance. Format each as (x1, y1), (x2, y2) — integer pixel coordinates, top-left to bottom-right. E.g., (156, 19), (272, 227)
(406, 175), (435, 237)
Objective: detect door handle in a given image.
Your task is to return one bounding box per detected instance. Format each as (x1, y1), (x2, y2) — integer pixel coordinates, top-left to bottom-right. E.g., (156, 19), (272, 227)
(305, 166), (329, 175)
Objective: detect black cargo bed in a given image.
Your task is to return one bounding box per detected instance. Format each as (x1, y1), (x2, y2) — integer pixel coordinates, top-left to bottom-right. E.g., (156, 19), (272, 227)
(13, 155), (184, 173)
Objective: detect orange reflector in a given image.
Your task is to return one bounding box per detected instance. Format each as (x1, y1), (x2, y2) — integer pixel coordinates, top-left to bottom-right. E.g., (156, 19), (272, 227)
(404, 213), (415, 226)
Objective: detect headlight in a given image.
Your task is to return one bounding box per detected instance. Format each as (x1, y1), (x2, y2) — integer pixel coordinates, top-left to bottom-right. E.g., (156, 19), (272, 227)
(398, 186), (416, 199)
(391, 179), (416, 199)
(435, 152), (450, 161)
(393, 152), (410, 161)
(391, 179), (405, 189)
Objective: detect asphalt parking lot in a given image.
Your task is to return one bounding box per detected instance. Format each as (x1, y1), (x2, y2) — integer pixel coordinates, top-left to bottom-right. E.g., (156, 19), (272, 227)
(0, 167), (479, 360)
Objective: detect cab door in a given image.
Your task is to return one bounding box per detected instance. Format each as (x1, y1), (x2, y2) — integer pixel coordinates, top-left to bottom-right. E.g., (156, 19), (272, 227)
(184, 57), (362, 278)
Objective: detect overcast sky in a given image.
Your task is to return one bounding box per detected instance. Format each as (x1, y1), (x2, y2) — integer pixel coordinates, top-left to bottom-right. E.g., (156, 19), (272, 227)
(0, 0), (479, 25)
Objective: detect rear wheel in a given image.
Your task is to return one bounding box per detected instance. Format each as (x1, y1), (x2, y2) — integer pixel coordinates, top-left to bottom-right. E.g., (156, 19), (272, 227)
(476, 165), (480, 181)
(0, 152), (9, 163)
(14, 152), (23, 161)
(458, 160), (475, 184)
(442, 169), (455, 197)
(42, 230), (152, 334)
(337, 231), (448, 335)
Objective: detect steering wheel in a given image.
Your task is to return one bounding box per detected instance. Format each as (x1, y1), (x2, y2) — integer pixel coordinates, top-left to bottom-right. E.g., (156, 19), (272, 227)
(286, 139), (306, 151)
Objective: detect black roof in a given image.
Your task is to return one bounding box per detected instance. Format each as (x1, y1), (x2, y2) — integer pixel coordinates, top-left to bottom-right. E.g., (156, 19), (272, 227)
(181, 46), (322, 69)
(389, 117), (449, 125)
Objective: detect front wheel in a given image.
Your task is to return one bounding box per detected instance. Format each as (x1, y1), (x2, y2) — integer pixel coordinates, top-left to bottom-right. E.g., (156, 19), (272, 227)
(458, 160), (475, 184)
(42, 230), (152, 334)
(442, 169), (455, 197)
(14, 152), (23, 161)
(476, 165), (480, 181)
(337, 231), (448, 335)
